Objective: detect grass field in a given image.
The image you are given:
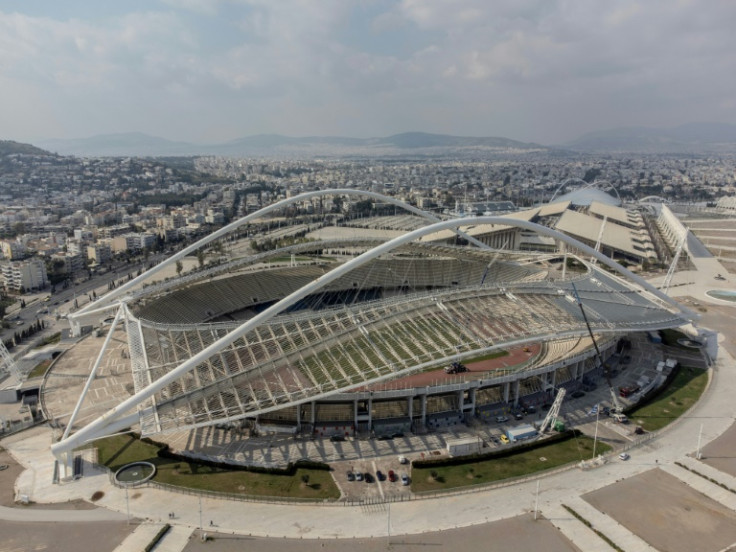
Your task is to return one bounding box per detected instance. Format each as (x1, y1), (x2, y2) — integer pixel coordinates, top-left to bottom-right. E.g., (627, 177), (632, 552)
(626, 366), (708, 431)
(659, 328), (692, 349)
(466, 350), (510, 363)
(27, 359), (52, 379)
(411, 435), (609, 492)
(94, 434), (340, 500)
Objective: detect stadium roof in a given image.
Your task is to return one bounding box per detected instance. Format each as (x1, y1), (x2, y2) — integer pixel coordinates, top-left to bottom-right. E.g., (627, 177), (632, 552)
(555, 187), (622, 207)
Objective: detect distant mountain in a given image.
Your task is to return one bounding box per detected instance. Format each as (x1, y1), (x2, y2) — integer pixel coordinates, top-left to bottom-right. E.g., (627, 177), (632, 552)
(0, 140), (53, 157)
(567, 122), (736, 153)
(37, 132), (202, 157)
(37, 131), (548, 158)
(376, 132), (543, 150)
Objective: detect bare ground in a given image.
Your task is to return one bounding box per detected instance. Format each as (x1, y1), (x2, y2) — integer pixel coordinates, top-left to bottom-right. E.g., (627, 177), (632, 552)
(0, 448), (96, 510)
(701, 420), (736, 478)
(0, 519), (134, 552)
(183, 512), (580, 552)
(583, 468), (736, 552)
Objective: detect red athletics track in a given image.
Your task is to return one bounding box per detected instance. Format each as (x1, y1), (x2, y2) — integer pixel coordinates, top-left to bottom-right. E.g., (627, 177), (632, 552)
(364, 343), (541, 392)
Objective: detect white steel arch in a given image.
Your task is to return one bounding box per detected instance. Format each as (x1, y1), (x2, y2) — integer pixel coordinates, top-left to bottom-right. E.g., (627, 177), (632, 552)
(549, 179), (622, 204)
(69, 189), (492, 332)
(52, 214), (696, 463)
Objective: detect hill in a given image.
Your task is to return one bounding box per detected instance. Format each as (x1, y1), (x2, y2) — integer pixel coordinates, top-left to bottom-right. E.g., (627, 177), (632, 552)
(0, 140), (53, 156)
(37, 132), (549, 158)
(567, 122), (736, 154)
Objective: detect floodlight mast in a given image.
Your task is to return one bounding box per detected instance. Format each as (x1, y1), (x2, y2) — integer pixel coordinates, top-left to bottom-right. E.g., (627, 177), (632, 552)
(570, 283), (624, 414)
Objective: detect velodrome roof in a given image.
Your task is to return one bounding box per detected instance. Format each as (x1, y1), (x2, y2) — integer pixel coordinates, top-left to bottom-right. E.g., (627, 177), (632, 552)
(556, 187), (622, 207)
(554, 210), (656, 260)
(588, 201), (643, 229)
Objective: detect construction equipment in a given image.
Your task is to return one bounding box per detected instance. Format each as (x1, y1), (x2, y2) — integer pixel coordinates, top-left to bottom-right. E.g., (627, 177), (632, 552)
(539, 387), (566, 433)
(570, 283), (625, 416)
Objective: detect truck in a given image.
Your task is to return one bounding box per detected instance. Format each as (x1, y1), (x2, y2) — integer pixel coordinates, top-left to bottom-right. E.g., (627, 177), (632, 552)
(611, 412), (628, 424)
(446, 437), (482, 457)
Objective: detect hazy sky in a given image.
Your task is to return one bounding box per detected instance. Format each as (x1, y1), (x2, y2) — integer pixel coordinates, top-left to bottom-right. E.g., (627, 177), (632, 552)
(1, 0), (735, 145)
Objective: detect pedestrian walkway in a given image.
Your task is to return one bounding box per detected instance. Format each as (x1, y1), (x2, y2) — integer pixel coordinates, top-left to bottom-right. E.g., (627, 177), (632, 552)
(110, 522), (193, 552)
(662, 462), (736, 512)
(110, 523), (164, 552)
(563, 495), (657, 552)
(544, 503), (616, 552)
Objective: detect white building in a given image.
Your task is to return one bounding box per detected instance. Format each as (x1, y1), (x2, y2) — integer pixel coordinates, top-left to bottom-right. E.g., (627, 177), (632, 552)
(0, 258), (48, 293)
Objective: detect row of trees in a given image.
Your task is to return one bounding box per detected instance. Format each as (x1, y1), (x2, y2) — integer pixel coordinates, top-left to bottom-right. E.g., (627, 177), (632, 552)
(6, 318), (46, 348)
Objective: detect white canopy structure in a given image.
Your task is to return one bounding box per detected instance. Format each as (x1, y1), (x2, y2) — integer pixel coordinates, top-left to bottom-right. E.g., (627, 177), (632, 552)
(52, 191), (696, 474)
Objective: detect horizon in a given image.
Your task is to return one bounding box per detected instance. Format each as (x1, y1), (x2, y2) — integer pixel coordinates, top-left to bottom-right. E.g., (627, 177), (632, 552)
(1, 2), (735, 146)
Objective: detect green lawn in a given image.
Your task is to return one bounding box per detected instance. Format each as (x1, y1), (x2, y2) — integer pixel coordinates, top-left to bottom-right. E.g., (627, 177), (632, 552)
(465, 350), (509, 363)
(94, 434), (340, 500)
(659, 328), (691, 349)
(411, 435), (609, 492)
(626, 366), (708, 431)
(27, 359), (52, 379)
(34, 332), (61, 348)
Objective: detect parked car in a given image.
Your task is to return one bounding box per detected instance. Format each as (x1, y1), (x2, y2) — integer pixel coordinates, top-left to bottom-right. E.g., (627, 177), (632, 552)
(619, 452), (630, 461)
(330, 435), (345, 442)
(346, 471), (355, 482)
(401, 474), (410, 486)
(376, 470), (385, 481)
(495, 415), (509, 423)
(388, 470), (397, 482)
(619, 385), (640, 398)
(398, 455), (409, 464)
(364, 473), (374, 483)
(513, 412), (524, 420)
(355, 472), (364, 481)
(500, 434), (510, 444)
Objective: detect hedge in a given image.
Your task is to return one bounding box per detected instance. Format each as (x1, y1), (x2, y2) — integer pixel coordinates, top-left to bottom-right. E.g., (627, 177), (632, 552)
(411, 430), (583, 469)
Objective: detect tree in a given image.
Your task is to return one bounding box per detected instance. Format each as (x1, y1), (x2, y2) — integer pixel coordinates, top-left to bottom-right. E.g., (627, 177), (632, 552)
(301, 474), (310, 487)
(176, 260), (183, 277)
(196, 249), (205, 268)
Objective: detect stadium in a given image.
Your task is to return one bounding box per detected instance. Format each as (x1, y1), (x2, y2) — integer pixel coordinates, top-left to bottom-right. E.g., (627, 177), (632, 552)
(47, 189), (696, 473)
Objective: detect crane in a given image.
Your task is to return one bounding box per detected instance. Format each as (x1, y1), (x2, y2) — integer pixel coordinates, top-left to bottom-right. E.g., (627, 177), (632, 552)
(539, 387), (566, 433)
(570, 283), (626, 418)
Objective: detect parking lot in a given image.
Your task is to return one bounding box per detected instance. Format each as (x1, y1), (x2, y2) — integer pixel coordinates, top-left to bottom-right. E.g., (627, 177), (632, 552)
(333, 452), (414, 501)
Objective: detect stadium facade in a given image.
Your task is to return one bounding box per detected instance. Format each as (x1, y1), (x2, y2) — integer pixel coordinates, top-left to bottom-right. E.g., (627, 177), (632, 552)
(51, 190), (696, 472)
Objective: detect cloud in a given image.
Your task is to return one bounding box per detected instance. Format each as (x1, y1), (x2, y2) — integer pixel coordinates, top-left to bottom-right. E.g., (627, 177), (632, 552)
(0, 1), (735, 143)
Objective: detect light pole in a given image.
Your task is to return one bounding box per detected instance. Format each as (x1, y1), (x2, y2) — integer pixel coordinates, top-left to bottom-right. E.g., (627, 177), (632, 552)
(387, 501), (391, 548)
(696, 423), (704, 460)
(199, 495), (203, 531)
(592, 405), (599, 458)
(534, 480), (540, 521)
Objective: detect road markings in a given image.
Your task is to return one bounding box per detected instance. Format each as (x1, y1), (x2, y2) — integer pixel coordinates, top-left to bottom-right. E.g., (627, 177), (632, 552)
(372, 460), (385, 500)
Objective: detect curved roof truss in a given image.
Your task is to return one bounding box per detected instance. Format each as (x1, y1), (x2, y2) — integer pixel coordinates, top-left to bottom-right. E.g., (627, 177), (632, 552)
(53, 213), (696, 459)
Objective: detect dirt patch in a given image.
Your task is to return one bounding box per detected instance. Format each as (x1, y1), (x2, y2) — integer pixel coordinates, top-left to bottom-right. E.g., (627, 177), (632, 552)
(0, 520), (133, 552)
(183, 513), (580, 552)
(0, 448), (97, 510)
(0, 448), (25, 507)
(701, 420), (736, 478)
(583, 468), (736, 552)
